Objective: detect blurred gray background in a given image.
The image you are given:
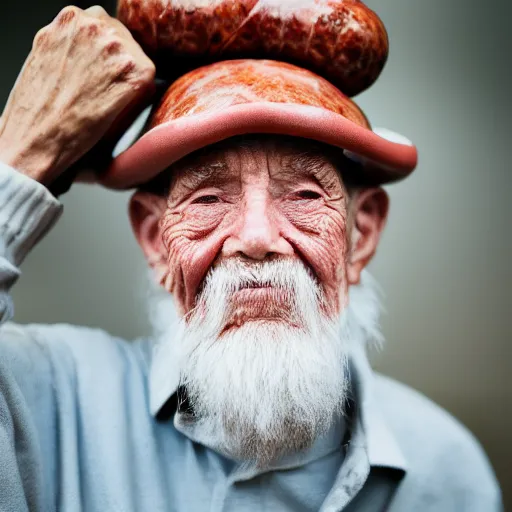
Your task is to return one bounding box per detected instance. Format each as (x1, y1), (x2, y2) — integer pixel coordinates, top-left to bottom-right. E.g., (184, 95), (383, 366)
(2, 0), (511, 508)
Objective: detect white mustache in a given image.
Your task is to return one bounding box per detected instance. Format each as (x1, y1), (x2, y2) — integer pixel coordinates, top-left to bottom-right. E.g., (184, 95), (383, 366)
(200, 258), (320, 299)
(184, 258), (329, 345)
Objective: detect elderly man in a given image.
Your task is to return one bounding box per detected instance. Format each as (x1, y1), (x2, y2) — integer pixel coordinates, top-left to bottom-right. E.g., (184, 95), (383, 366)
(0, 4), (502, 512)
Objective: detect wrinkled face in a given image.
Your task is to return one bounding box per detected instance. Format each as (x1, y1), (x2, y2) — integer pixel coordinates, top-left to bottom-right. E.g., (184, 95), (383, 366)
(132, 135), (387, 466)
(159, 136), (352, 319)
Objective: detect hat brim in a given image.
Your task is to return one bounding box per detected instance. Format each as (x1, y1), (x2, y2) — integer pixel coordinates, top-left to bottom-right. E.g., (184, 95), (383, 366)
(100, 102), (418, 189)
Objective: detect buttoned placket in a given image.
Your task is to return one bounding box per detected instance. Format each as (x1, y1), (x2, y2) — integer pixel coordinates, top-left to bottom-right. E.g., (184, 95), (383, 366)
(320, 414), (371, 511)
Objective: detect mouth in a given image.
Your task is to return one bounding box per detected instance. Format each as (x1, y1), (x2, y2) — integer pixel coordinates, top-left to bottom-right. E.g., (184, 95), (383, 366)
(194, 256), (319, 302)
(233, 284), (284, 297)
(238, 283), (272, 290)
(223, 285), (293, 326)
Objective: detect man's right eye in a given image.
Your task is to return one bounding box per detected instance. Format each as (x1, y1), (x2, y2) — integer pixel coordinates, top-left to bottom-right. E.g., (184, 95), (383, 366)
(191, 195), (220, 204)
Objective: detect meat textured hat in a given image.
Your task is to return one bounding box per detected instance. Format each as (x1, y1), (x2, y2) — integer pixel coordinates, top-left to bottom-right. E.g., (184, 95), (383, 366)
(101, 0), (418, 189)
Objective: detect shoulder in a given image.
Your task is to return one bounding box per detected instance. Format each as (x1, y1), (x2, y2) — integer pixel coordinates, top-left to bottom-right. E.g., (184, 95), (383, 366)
(0, 322), (151, 399)
(373, 374), (502, 508)
(373, 373), (481, 451)
(0, 321), (133, 365)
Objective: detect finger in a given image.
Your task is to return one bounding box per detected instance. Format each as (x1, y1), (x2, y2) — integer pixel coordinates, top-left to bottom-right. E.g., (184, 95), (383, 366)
(85, 6), (138, 47)
(82, 7), (150, 67)
(53, 5), (81, 26)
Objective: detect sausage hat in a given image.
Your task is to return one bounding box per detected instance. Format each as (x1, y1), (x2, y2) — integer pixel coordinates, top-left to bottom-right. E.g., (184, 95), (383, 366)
(101, 0), (418, 189)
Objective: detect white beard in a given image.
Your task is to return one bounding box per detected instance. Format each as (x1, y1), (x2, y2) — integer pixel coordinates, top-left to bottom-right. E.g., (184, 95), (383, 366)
(148, 260), (383, 468)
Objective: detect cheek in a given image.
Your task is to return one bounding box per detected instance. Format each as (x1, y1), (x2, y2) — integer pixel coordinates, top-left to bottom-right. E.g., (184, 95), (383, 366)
(160, 204), (230, 313)
(159, 198), (349, 316)
(280, 199), (349, 312)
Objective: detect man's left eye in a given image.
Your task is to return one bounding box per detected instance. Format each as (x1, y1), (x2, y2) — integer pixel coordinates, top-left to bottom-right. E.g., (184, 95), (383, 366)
(191, 195), (220, 204)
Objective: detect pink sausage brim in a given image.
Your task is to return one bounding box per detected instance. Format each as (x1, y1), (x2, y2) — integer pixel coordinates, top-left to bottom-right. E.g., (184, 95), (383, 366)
(101, 102), (418, 189)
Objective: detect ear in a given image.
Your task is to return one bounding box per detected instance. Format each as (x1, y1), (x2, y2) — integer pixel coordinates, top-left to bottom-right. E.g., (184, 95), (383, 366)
(347, 188), (389, 285)
(129, 191), (168, 284)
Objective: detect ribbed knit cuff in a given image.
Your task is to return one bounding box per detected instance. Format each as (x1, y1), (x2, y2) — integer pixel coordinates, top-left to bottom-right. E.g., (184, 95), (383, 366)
(0, 162), (63, 266)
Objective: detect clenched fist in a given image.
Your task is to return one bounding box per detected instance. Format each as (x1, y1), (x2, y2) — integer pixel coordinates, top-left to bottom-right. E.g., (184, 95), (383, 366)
(0, 5), (155, 189)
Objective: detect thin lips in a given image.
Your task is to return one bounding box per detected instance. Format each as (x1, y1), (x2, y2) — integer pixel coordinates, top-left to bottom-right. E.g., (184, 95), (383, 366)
(195, 277), (273, 300)
(233, 286), (290, 302)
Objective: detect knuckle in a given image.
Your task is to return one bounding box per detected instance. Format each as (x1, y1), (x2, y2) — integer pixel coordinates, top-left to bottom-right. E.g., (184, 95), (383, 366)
(85, 5), (108, 16)
(115, 58), (137, 80)
(127, 63), (155, 88)
(113, 55), (155, 84)
(103, 39), (123, 56)
(33, 27), (49, 47)
(78, 20), (101, 37)
(55, 6), (81, 26)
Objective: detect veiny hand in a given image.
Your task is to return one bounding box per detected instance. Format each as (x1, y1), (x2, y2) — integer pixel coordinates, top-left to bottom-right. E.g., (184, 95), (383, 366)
(0, 5), (155, 189)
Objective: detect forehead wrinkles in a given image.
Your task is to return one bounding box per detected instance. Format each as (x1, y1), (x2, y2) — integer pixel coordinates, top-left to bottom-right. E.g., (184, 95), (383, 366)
(273, 148), (343, 191)
(230, 140), (341, 185)
(168, 157), (230, 200)
(168, 137), (345, 199)
(171, 144), (272, 192)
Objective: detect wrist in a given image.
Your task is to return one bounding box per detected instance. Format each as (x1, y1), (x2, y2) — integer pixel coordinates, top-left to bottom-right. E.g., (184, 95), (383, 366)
(0, 161), (63, 266)
(0, 138), (59, 186)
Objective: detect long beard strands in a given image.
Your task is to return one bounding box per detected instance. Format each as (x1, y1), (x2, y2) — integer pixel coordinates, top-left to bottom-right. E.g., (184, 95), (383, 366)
(147, 261), (383, 469)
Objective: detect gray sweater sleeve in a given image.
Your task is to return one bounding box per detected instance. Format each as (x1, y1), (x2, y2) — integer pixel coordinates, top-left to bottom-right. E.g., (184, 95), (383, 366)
(0, 162), (63, 511)
(0, 162), (63, 325)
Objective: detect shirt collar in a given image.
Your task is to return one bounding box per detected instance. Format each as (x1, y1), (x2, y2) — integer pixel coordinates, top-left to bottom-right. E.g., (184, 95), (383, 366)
(348, 342), (408, 472)
(148, 337), (407, 473)
(149, 337), (181, 417)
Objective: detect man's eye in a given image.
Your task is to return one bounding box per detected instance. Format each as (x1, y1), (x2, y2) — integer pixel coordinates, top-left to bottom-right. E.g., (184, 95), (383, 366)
(191, 195), (220, 204)
(295, 190), (322, 200)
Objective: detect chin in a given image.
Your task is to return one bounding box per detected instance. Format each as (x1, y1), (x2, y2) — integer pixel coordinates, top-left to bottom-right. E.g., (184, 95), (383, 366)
(177, 313), (349, 467)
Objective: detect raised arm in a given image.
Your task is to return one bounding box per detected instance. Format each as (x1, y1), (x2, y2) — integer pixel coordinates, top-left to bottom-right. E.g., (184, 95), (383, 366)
(0, 8), (155, 509)
(0, 5), (155, 326)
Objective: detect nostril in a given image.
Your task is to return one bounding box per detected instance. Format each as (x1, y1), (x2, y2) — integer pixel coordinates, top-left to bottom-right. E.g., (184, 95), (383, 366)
(221, 225), (294, 260)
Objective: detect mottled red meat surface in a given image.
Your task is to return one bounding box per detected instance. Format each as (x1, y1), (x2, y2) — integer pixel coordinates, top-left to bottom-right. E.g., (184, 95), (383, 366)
(149, 60), (370, 129)
(117, 0), (388, 97)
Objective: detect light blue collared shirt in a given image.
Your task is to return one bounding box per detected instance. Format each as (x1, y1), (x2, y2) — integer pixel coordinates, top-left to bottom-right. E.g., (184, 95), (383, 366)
(0, 164), (503, 511)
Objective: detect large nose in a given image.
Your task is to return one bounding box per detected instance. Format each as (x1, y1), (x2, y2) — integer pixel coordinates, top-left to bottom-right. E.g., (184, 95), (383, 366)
(221, 190), (294, 260)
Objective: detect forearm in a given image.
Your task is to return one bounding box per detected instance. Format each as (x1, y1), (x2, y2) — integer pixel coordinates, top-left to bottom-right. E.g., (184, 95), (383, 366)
(0, 162), (62, 325)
